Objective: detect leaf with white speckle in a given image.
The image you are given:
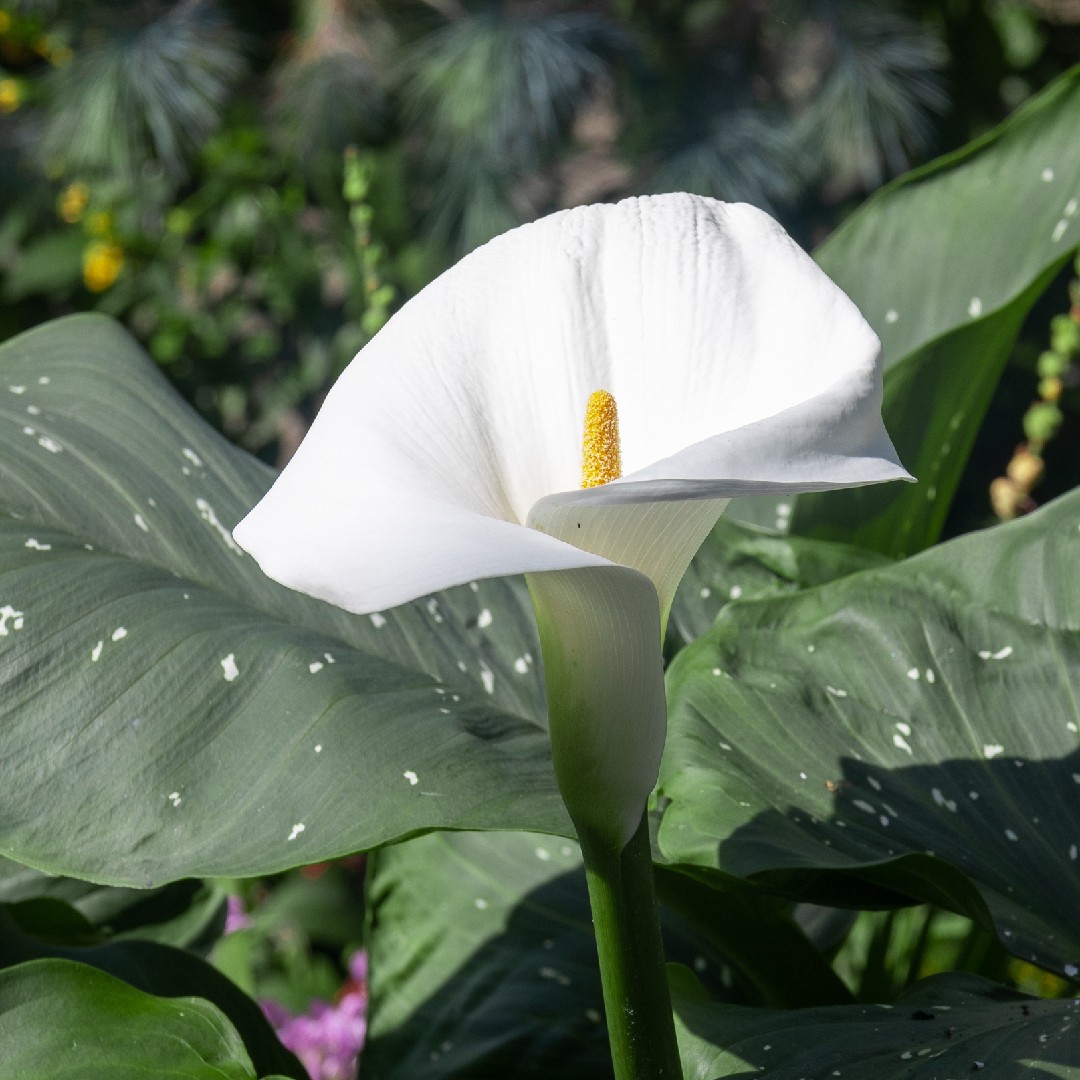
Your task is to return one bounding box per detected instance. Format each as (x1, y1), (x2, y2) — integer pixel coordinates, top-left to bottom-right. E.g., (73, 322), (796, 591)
(0, 604), (24, 636)
(0, 316), (563, 886)
(670, 516), (891, 648)
(661, 487), (1080, 975)
(673, 969), (1080, 1080)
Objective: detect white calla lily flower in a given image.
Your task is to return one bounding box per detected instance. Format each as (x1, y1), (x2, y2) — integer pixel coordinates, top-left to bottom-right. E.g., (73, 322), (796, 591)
(235, 194), (910, 850)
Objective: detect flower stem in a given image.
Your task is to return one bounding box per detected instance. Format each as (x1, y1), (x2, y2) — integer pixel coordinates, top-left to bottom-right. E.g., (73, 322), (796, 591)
(579, 811), (684, 1080)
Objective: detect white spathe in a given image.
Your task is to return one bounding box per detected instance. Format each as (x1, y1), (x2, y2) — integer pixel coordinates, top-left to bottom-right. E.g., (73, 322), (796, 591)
(234, 195), (908, 616)
(234, 194), (911, 850)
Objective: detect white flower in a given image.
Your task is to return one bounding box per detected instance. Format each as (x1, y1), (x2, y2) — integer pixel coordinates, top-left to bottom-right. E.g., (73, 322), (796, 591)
(235, 194), (909, 849)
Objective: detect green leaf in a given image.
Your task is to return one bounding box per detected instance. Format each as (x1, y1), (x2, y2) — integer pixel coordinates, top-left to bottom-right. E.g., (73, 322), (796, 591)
(652, 865), (853, 1009)
(0, 906), (305, 1079)
(364, 830), (750, 1079)
(5, 898), (99, 946)
(0, 859), (224, 950)
(658, 487), (1080, 975)
(0, 315), (569, 884)
(363, 831), (613, 1079)
(731, 66), (1080, 555)
(670, 967), (1079, 1080)
(669, 516), (892, 649)
(0, 958), (282, 1079)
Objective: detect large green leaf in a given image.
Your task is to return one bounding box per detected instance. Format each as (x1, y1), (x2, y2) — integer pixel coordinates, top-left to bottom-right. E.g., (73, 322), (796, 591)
(363, 829), (832, 1079)
(671, 967), (1080, 1080)
(732, 66), (1080, 556)
(658, 487), (1080, 975)
(668, 516), (892, 650)
(363, 831), (614, 1080)
(0, 315), (569, 884)
(0, 958), (288, 1079)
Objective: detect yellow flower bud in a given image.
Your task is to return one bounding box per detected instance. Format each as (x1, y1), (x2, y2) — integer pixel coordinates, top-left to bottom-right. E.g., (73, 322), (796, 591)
(58, 181), (89, 224)
(82, 242), (125, 292)
(989, 476), (1024, 521)
(1006, 448), (1044, 492)
(0, 77), (21, 114)
(1039, 375), (1063, 403)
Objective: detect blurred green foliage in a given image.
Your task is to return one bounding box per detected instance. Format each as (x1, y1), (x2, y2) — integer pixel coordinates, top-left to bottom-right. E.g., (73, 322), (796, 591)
(213, 861), (366, 1011)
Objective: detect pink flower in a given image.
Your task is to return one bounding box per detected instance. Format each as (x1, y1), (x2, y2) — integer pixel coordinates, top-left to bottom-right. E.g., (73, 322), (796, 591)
(224, 894), (251, 934)
(263, 951), (368, 1080)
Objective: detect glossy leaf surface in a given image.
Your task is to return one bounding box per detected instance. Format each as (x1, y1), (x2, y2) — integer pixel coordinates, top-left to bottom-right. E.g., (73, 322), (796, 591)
(0, 958), (286, 1079)
(0, 315), (566, 884)
(660, 488), (1080, 975)
(672, 967), (1080, 1080)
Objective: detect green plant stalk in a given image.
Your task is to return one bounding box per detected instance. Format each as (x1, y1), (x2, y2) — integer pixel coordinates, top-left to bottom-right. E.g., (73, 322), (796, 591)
(579, 812), (684, 1080)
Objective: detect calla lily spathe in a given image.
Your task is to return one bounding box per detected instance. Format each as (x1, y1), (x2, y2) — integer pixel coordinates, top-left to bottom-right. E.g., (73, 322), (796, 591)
(235, 194), (910, 849)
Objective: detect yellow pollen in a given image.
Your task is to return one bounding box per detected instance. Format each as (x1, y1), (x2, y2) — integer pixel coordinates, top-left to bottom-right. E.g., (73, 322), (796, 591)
(581, 389), (622, 488)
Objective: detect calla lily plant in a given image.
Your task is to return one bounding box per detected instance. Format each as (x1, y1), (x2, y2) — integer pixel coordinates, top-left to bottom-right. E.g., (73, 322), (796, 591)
(234, 193), (910, 1080)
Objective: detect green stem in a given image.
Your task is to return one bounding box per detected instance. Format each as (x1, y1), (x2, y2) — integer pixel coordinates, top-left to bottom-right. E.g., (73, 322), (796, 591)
(579, 812), (684, 1080)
